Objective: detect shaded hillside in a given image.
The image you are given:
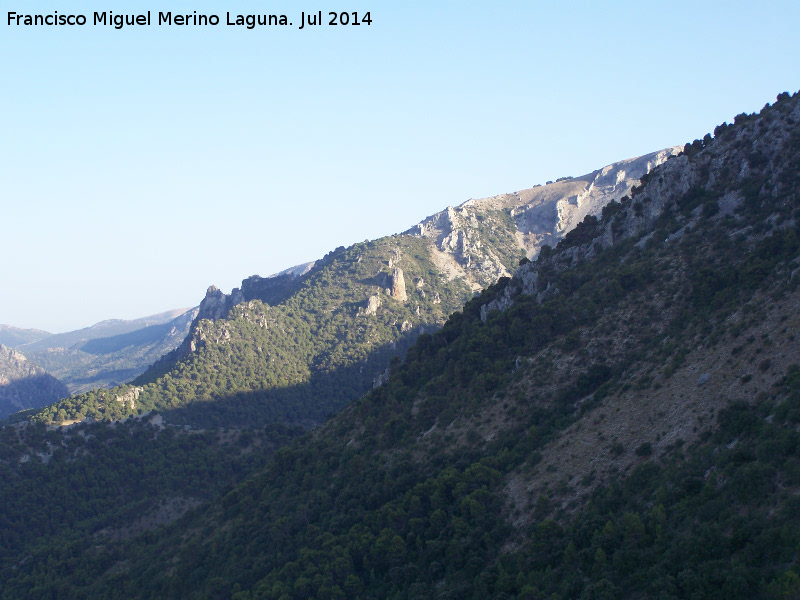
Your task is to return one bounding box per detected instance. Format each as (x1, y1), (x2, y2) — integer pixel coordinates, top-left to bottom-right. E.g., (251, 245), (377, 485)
(0, 346), (68, 419)
(29, 151), (674, 430)
(0, 415), (302, 593)
(3, 91), (797, 599)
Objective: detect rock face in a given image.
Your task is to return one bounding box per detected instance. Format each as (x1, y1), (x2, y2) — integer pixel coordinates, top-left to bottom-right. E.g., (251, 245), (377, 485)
(479, 93), (800, 322)
(148, 264), (313, 377)
(114, 386), (143, 410)
(0, 345), (69, 419)
(40, 145), (687, 426)
(372, 367), (390, 388)
(138, 151), (676, 391)
(406, 147), (681, 289)
(197, 285), (241, 322)
(362, 295), (381, 316)
(390, 268), (407, 301)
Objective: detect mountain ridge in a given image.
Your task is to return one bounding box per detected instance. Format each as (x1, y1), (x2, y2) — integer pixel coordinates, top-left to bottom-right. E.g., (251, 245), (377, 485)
(406, 147), (680, 289)
(11, 307), (192, 352)
(3, 308), (198, 395)
(0, 325), (51, 348)
(26, 148), (678, 429)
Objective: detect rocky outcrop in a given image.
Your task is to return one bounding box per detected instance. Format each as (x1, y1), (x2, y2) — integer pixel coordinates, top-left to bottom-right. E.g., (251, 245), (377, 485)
(362, 295), (381, 316)
(114, 386), (143, 410)
(197, 285), (242, 322)
(157, 262), (319, 377)
(0, 345), (68, 419)
(406, 147), (681, 289)
(479, 92), (800, 321)
(146, 286), (247, 376)
(372, 367), (390, 388)
(390, 268), (407, 301)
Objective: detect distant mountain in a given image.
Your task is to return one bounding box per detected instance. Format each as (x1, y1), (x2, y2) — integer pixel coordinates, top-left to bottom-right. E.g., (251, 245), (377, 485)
(8, 308), (198, 394)
(0, 325), (51, 348)
(30, 149), (677, 428)
(18, 308), (192, 353)
(0, 345), (68, 419)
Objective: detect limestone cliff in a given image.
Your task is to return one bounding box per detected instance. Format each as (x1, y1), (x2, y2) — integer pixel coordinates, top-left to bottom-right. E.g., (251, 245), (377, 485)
(406, 147), (680, 289)
(134, 149), (680, 396)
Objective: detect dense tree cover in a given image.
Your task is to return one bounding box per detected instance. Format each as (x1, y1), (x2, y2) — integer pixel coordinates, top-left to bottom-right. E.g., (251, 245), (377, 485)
(0, 417), (302, 591)
(495, 368), (800, 600)
(29, 237), (473, 429)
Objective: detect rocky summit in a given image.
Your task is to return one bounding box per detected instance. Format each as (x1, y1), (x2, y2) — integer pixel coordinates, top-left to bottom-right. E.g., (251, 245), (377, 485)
(407, 147), (680, 289)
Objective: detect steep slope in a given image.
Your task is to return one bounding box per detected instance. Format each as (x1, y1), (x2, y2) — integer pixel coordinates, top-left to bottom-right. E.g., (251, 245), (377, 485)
(17, 308), (197, 394)
(29, 151), (676, 429)
(34, 237), (475, 427)
(407, 147), (679, 290)
(0, 415), (302, 592)
(5, 91), (794, 599)
(0, 346), (68, 419)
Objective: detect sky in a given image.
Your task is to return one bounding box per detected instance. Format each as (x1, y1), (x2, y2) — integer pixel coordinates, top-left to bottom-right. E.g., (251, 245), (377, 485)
(1, 1), (798, 332)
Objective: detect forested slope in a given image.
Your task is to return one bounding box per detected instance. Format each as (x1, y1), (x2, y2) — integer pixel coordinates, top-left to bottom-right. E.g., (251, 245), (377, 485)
(22, 149), (672, 431)
(30, 236), (473, 428)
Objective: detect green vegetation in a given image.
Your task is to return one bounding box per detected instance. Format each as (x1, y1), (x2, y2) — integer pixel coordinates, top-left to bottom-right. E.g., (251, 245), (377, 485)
(498, 369), (800, 600)
(472, 208), (528, 271)
(31, 237), (473, 428)
(0, 417), (301, 594)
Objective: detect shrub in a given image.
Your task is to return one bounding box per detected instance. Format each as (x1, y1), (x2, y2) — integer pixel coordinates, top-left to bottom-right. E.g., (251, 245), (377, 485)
(635, 442), (652, 457)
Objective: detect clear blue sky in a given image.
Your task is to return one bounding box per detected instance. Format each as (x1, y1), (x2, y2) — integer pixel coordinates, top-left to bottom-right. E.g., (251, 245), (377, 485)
(1, 0), (798, 332)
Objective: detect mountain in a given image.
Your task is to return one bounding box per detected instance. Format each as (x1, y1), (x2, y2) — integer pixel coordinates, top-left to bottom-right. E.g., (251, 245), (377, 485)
(16, 308), (191, 353)
(406, 147), (680, 290)
(28, 149), (678, 429)
(0, 346), (69, 419)
(0, 325), (51, 348)
(10, 308), (197, 394)
(1, 91), (798, 599)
